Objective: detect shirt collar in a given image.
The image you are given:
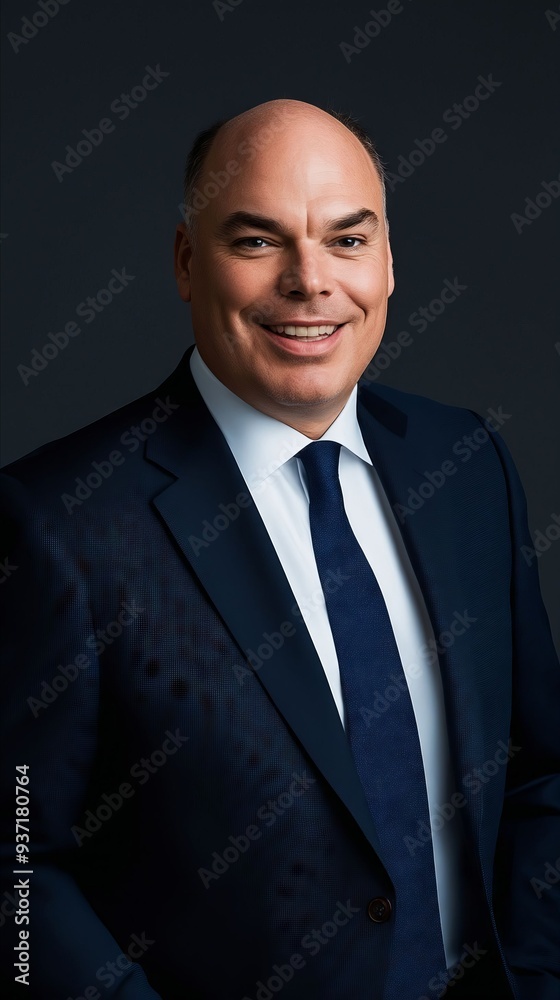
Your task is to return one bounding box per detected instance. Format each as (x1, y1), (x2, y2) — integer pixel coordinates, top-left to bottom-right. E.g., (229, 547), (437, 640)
(190, 345), (372, 490)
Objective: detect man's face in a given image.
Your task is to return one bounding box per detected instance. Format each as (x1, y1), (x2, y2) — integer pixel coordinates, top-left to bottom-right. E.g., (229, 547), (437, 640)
(175, 108), (394, 432)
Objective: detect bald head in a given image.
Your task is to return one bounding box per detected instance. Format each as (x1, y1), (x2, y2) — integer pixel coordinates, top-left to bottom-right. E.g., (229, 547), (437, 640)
(213, 98), (360, 150)
(182, 99), (387, 244)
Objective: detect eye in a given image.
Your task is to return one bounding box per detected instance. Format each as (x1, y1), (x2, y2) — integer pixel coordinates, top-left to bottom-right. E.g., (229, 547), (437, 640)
(334, 236), (365, 248)
(234, 237), (272, 248)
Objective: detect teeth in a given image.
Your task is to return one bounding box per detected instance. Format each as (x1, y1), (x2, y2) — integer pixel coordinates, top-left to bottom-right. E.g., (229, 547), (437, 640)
(267, 324), (339, 338)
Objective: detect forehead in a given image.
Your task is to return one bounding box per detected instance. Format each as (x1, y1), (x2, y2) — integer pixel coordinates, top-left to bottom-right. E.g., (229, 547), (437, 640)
(202, 113), (382, 223)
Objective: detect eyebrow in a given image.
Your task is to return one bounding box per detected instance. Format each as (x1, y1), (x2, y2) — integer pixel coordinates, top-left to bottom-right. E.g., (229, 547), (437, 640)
(215, 207), (380, 240)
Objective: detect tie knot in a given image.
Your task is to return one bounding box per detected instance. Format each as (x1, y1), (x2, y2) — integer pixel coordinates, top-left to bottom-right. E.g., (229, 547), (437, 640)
(298, 440), (342, 501)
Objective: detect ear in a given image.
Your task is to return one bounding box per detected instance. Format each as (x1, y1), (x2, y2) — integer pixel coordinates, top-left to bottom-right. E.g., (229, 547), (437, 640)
(386, 237), (395, 298)
(174, 222), (193, 303)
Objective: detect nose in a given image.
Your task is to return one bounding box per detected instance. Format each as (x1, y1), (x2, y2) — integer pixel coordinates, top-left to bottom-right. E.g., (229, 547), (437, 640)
(278, 244), (334, 299)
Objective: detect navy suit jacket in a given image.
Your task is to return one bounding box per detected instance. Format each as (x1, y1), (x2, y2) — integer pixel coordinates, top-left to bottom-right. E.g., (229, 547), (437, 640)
(1, 345), (559, 999)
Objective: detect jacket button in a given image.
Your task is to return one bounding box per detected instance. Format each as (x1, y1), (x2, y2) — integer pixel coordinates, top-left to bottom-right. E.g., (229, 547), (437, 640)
(367, 897), (392, 923)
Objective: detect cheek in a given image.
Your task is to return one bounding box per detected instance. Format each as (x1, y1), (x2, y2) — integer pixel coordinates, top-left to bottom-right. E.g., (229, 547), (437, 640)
(193, 252), (234, 296)
(359, 269), (388, 303)
(214, 265), (263, 317)
(354, 250), (388, 287)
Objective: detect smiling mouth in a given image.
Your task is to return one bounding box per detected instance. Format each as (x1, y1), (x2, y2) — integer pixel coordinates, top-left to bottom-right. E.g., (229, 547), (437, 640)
(261, 323), (343, 340)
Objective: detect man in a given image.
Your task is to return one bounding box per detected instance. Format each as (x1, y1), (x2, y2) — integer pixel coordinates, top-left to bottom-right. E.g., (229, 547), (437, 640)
(1, 99), (559, 1000)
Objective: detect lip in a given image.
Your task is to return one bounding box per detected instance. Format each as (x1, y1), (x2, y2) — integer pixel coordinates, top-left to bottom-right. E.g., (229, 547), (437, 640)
(260, 323), (346, 355)
(264, 320), (343, 326)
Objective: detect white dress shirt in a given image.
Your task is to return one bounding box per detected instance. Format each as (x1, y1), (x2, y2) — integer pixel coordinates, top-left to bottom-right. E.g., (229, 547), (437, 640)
(190, 345), (467, 967)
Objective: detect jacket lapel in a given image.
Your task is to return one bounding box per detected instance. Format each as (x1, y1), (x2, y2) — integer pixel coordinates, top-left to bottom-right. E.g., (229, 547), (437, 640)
(356, 382), (507, 863)
(145, 349), (387, 863)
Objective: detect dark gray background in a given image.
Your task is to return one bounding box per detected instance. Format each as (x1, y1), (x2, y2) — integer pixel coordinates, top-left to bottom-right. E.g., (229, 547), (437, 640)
(1, 0), (559, 647)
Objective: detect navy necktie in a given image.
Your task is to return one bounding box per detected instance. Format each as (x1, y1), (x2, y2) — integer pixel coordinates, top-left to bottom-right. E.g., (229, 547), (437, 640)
(298, 440), (447, 997)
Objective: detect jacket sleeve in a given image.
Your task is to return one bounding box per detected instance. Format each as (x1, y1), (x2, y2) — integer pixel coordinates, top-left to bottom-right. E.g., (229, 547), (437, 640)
(481, 420), (560, 1000)
(0, 471), (162, 1000)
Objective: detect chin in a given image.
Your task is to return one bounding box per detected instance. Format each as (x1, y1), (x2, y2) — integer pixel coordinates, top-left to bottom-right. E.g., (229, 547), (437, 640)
(267, 382), (348, 411)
